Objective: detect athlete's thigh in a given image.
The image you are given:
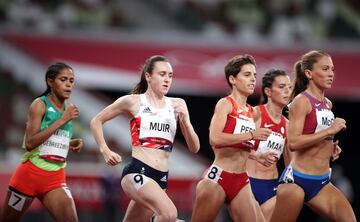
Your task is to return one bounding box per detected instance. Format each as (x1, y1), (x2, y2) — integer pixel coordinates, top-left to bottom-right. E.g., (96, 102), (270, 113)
(121, 174), (176, 217)
(123, 199), (154, 222)
(229, 184), (265, 222)
(270, 183), (304, 222)
(191, 179), (226, 222)
(306, 183), (356, 222)
(41, 186), (78, 222)
(260, 196), (276, 222)
(0, 190), (34, 222)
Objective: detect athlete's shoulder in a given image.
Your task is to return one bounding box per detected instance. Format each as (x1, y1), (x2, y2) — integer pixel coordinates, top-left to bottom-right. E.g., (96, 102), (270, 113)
(252, 105), (261, 121)
(30, 97), (46, 110)
(293, 92), (307, 102)
(125, 94), (141, 100)
(116, 94), (140, 105)
(217, 97), (232, 107)
(214, 97), (232, 114)
(27, 97), (46, 117)
(290, 93), (310, 108)
(169, 97), (185, 104)
(289, 93), (311, 115)
(109, 94), (140, 116)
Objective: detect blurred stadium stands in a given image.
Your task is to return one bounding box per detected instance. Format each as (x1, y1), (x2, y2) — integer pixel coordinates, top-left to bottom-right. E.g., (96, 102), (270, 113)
(0, 0), (359, 221)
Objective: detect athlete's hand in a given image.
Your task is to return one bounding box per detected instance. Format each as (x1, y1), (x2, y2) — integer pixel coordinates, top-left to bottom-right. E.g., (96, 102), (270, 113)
(331, 140), (342, 162)
(62, 103), (80, 123)
(70, 138), (83, 153)
(257, 151), (278, 167)
(327, 117), (346, 136)
(252, 128), (272, 141)
(172, 98), (189, 123)
(101, 147), (122, 166)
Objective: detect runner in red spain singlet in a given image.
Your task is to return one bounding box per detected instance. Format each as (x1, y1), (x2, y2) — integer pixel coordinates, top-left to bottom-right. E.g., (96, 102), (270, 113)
(192, 55), (271, 222)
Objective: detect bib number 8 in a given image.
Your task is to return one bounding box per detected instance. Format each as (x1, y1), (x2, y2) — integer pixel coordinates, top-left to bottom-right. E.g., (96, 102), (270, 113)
(208, 166), (219, 179)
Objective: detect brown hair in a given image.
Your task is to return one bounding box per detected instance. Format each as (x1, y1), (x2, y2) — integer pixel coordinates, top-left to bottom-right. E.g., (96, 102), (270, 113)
(224, 55), (256, 88)
(131, 55), (169, 94)
(261, 69), (288, 104)
(290, 50), (330, 100)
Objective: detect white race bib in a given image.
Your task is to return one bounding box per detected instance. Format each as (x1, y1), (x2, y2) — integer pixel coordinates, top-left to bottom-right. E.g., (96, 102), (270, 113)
(257, 132), (285, 158)
(8, 191), (26, 211)
(315, 109), (334, 133)
(234, 116), (256, 145)
(130, 174), (150, 191)
(139, 116), (176, 143)
(205, 165), (223, 183)
(39, 129), (70, 162)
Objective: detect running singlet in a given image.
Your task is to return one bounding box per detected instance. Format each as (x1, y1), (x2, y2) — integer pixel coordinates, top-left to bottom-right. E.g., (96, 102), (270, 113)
(302, 92), (334, 138)
(254, 105), (286, 158)
(21, 96), (72, 171)
(215, 96), (255, 151)
(130, 94), (177, 152)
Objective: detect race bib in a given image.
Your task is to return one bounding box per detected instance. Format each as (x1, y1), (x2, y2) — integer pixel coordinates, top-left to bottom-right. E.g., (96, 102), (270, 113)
(139, 116), (176, 143)
(205, 165), (223, 183)
(282, 166), (294, 183)
(234, 117), (256, 145)
(315, 109), (334, 133)
(8, 191), (26, 211)
(131, 174), (150, 191)
(62, 186), (73, 199)
(40, 129), (70, 162)
(257, 132), (285, 158)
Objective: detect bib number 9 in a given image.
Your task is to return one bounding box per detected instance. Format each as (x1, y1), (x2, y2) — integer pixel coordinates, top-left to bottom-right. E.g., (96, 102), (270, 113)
(131, 174), (149, 190)
(133, 174), (144, 185)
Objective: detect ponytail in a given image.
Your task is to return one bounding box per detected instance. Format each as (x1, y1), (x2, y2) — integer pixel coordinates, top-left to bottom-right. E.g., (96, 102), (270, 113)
(290, 50), (330, 101)
(131, 72), (148, 94)
(290, 61), (308, 101)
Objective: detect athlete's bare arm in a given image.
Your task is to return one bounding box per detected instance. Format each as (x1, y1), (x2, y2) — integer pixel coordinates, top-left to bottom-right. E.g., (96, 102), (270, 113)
(288, 95), (345, 151)
(25, 98), (79, 151)
(172, 98), (200, 153)
(90, 95), (139, 166)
